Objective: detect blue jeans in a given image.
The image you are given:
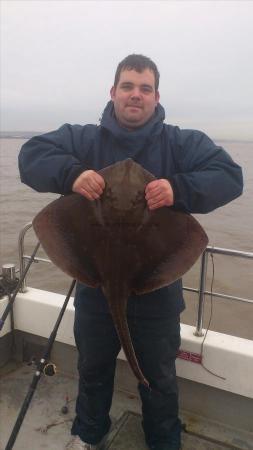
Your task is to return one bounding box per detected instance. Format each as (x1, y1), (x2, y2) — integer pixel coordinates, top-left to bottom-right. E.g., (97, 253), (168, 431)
(71, 303), (181, 448)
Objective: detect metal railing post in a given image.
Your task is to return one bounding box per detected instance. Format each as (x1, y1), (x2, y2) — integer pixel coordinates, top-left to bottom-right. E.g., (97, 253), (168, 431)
(18, 222), (33, 293)
(194, 250), (209, 337)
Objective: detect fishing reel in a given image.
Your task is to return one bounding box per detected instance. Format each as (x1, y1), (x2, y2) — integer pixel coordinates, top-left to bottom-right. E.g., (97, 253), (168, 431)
(43, 362), (57, 376)
(0, 264), (19, 299)
(42, 362), (70, 413)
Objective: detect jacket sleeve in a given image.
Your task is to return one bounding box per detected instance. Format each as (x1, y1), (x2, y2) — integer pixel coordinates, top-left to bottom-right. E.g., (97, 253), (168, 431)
(18, 123), (95, 194)
(170, 129), (243, 214)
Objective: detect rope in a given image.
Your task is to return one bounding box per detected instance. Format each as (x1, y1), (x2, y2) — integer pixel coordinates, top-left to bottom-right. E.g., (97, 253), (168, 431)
(200, 252), (226, 380)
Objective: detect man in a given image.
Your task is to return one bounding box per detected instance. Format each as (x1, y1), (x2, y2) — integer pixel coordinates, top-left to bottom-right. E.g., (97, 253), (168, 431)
(19, 54), (243, 450)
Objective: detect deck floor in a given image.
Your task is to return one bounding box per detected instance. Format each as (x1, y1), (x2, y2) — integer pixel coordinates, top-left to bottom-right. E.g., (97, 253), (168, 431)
(0, 364), (252, 450)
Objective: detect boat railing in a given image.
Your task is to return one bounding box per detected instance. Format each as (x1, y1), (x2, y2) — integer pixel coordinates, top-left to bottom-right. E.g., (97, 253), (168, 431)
(17, 222), (253, 337)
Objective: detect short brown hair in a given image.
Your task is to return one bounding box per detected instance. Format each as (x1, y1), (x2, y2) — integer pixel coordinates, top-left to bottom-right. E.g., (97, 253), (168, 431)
(114, 54), (160, 91)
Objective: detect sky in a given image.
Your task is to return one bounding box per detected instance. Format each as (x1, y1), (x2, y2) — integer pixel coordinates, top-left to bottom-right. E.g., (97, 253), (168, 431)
(1, 0), (253, 140)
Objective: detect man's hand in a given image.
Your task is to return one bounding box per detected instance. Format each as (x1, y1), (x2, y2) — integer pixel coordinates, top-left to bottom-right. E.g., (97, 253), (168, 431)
(72, 170), (105, 200)
(145, 179), (174, 210)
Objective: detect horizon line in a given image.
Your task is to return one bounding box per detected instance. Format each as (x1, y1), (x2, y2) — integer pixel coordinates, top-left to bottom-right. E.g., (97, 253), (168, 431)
(0, 131), (253, 144)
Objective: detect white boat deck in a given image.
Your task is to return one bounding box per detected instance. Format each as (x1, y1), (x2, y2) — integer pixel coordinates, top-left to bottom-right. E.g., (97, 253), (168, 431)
(1, 287), (253, 449)
(0, 362), (252, 450)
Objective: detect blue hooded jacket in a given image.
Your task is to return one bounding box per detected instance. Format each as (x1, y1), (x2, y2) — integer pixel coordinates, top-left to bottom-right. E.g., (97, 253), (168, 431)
(19, 101), (243, 316)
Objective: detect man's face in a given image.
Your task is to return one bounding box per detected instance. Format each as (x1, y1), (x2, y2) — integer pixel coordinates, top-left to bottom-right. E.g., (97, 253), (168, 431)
(110, 68), (160, 130)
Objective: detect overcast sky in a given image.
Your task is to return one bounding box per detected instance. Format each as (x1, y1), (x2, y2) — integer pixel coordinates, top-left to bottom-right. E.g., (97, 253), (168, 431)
(1, 0), (253, 140)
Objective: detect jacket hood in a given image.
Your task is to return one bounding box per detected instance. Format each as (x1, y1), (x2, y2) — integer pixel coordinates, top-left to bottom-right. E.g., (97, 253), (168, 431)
(100, 101), (165, 151)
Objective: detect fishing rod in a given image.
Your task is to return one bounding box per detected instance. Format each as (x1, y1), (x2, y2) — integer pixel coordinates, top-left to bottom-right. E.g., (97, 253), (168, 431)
(5, 278), (76, 450)
(0, 241), (41, 331)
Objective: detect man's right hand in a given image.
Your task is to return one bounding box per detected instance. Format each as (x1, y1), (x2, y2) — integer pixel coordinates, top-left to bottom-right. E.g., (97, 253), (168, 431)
(72, 170), (105, 201)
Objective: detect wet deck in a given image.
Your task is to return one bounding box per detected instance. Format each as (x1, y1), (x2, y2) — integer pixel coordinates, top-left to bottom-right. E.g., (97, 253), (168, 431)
(0, 363), (252, 450)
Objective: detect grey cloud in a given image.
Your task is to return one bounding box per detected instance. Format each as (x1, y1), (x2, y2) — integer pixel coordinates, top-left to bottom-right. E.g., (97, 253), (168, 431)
(1, 1), (253, 139)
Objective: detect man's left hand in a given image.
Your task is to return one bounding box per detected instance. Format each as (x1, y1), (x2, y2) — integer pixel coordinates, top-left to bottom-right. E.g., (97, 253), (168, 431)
(145, 179), (174, 210)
